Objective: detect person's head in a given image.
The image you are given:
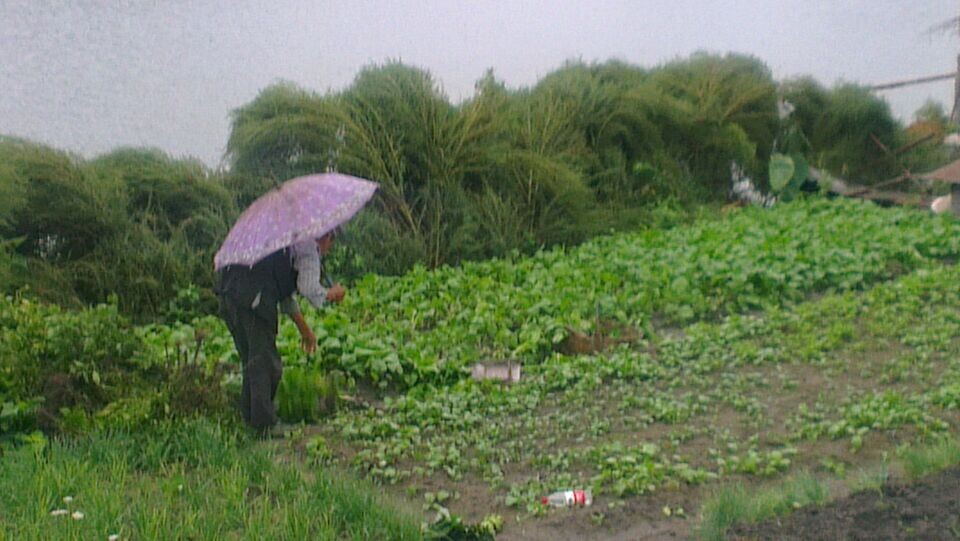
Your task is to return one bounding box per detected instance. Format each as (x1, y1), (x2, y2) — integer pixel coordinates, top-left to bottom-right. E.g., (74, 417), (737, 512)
(315, 227), (341, 255)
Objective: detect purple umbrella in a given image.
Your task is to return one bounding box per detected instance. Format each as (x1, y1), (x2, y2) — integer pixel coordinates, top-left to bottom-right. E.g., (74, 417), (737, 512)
(214, 173), (377, 270)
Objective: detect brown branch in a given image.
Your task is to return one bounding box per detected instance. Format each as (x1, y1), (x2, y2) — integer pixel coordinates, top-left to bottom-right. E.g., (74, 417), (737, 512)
(891, 132), (939, 156)
(869, 133), (909, 177)
(865, 132), (939, 173)
(870, 133), (893, 156)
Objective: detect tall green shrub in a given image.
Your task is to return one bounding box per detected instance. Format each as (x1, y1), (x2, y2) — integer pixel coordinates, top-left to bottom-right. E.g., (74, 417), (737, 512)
(0, 137), (126, 263)
(226, 82), (348, 182)
(86, 148), (236, 316)
(649, 52), (779, 193)
(0, 138), (235, 319)
(338, 62), (495, 268)
(477, 89), (593, 250)
(814, 84), (900, 181)
(89, 148), (235, 240)
(530, 60), (662, 205)
(782, 78), (902, 182)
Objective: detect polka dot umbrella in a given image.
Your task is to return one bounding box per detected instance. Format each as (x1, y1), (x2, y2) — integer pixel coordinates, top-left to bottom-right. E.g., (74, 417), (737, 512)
(214, 172), (377, 270)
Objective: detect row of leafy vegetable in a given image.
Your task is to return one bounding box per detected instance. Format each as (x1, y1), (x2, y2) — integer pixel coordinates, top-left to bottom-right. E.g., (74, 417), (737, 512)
(162, 198), (960, 388)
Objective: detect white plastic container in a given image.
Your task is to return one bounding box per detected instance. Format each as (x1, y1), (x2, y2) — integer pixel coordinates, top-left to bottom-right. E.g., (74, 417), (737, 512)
(541, 489), (592, 507)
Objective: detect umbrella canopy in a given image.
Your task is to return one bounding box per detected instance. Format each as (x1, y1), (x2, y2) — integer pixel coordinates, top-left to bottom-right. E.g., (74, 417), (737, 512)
(214, 173), (377, 270)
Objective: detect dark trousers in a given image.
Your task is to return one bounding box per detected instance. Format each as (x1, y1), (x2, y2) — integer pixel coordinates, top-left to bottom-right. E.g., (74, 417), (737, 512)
(219, 295), (283, 430)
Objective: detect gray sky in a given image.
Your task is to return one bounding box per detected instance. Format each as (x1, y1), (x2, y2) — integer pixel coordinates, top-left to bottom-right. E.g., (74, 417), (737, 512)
(2, 0), (958, 167)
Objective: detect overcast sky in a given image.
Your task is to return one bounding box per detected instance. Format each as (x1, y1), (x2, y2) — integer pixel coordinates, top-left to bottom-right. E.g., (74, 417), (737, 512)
(2, 0), (958, 167)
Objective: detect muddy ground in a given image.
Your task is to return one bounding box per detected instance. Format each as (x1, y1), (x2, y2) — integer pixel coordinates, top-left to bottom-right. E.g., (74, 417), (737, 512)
(729, 466), (960, 541)
(492, 495), (691, 541)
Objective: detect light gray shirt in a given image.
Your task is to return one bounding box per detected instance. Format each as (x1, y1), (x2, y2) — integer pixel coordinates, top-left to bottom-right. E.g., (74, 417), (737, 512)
(278, 240), (328, 316)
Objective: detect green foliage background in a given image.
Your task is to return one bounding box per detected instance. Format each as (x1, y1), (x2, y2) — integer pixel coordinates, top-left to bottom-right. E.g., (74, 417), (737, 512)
(0, 53), (948, 320)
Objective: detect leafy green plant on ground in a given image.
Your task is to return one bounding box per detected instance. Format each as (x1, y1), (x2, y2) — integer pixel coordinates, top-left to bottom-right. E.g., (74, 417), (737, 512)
(0, 296), (146, 434)
(295, 198), (960, 386)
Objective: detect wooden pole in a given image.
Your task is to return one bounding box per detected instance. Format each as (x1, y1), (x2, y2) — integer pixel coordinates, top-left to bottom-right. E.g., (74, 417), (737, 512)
(952, 183), (960, 216)
(869, 72), (955, 91)
(952, 54), (960, 124)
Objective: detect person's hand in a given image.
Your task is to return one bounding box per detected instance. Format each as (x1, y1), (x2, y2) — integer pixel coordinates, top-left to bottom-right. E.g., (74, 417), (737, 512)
(326, 283), (346, 304)
(300, 328), (317, 354)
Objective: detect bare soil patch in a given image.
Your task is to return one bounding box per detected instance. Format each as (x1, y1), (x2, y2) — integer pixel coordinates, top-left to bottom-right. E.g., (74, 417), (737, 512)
(729, 466), (960, 541)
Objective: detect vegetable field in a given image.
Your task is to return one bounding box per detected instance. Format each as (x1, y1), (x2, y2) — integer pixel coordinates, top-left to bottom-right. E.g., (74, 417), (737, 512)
(5, 197), (960, 539)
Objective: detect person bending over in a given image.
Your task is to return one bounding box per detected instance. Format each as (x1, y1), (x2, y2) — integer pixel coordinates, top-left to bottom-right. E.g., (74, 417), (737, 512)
(215, 231), (344, 436)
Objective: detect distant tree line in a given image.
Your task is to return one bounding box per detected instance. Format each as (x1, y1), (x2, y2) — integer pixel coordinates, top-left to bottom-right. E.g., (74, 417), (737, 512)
(0, 53), (950, 320)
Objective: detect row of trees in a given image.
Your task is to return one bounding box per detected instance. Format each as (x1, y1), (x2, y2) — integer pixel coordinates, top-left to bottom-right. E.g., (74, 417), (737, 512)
(0, 53), (949, 320)
(0, 141), (234, 318)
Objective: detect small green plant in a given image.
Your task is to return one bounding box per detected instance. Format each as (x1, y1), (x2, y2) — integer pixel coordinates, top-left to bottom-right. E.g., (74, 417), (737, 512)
(425, 511), (501, 540)
(696, 483), (750, 541)
(276, 366), (330, 423)
(305, 435), (334, 465)
(0, 399), (40, 438)
(280, 366), (344, 423)
(820, 457), (847, 478)
(851, 461), (890, 493)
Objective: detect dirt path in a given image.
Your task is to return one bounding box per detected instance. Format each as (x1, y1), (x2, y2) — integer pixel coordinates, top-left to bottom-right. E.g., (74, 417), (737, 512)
(729, 466), (960, 540)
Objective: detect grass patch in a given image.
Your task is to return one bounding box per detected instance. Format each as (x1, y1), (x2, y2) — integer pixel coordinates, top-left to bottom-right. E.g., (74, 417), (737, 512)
(0, 418), (422, 540)
(694, 440), (960, 541)
(899, 437), (960, 480)
(695, 439), (960, 541)
(695, 472), (829, 541)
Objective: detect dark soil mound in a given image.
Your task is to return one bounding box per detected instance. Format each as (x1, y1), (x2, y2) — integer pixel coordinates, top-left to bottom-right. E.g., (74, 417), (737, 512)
(729, 467), (960, 540)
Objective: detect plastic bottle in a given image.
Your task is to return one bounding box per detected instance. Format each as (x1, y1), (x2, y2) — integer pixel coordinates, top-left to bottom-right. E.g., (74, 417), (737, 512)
(541, 489), (592, 507)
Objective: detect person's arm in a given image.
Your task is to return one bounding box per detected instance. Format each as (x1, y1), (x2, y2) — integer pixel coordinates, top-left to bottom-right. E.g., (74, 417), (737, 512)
(279, 297), (317, 354)
(295, 240), (347, 305)
(291, 311), (317, 354)
(278, 296), (316, 354)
